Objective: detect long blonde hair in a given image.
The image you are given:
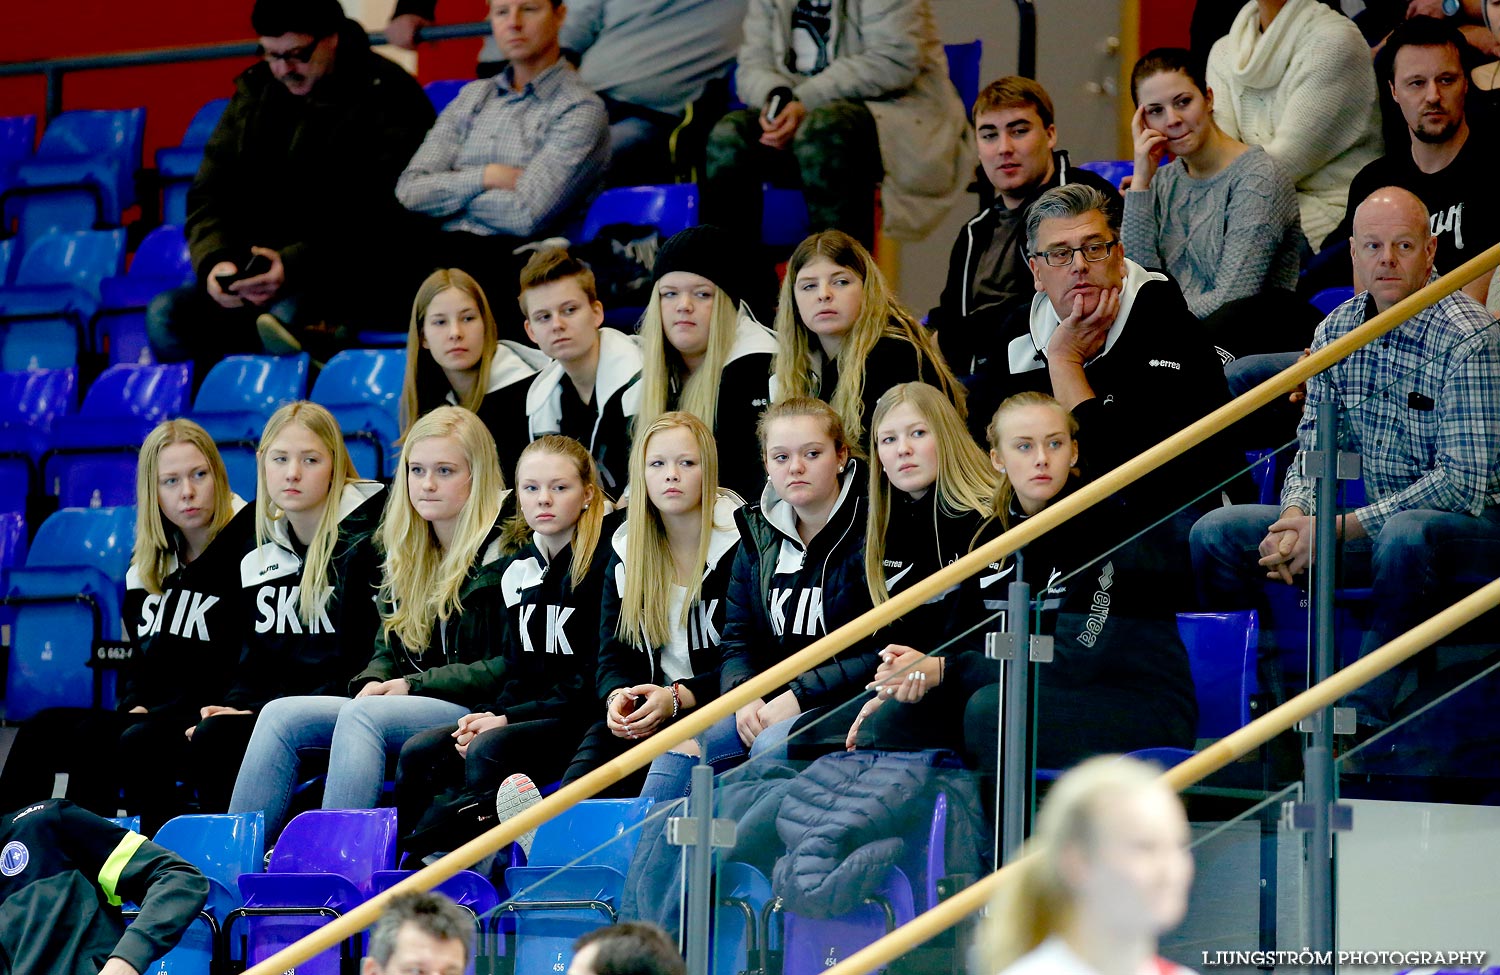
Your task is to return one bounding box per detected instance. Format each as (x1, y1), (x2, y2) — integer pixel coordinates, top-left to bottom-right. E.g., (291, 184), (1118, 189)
(501, 435), (608, 589)
(256, 402), (360, 625)
(984, 391), (1079, 531)
(133, 419), (236, 595)
(772, 230), (965, 445)
(379, 405), (507, 652)
(617, 412), (729, 649)
(976, 756), (1181, 972)
(864, 383), (997, 605)
(637, 282), (740, 433)
(399, 268), (499, 437)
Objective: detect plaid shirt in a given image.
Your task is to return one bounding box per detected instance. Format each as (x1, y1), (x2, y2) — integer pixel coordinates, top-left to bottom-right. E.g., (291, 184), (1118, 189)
(395, 61), (609, 237)
(1281, 284), (1500, 536)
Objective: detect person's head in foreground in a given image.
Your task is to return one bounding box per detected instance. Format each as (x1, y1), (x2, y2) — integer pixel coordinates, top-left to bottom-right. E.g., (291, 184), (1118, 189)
(568, 921), (686, 975)
(364, 892), (473, 975)
(976, 755), (1194, 975)
(1350, 186), (1436, 314)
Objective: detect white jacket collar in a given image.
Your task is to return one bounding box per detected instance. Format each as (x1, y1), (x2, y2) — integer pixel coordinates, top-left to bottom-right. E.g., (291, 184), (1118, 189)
(609, 493), (742, 581)
(758, 459), (860, 548)
(726, 304), (779, 366)
(1008, 258), (1166, 375)
(525, 327), (643, 419)
(446, 341), (551, 407)
(264, 480), (384, 550)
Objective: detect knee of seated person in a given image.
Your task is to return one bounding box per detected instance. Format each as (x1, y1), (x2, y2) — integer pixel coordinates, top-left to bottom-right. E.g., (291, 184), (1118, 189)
(1372, 509), (1437, 554)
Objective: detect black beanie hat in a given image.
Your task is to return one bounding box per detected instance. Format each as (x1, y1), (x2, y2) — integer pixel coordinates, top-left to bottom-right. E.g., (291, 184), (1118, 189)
(652, 225), (744, 308)
(252, 0), (345, 38)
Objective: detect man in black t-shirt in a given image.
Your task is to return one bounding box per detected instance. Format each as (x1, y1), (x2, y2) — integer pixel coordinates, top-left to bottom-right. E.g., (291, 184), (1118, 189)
(927, 76), (1123, 377)
(1317, 16), (1499, 304)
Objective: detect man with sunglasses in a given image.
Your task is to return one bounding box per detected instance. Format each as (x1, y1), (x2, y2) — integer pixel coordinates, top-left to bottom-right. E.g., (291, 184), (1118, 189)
(967, 182), (1244, 524)
(148, 0), (435, 371)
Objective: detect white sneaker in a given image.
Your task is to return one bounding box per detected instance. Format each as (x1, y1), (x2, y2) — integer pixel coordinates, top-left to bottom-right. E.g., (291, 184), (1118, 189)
(495, 773), (543, 858)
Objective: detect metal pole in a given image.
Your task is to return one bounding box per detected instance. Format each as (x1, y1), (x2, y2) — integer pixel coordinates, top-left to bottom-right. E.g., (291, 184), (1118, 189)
(683, 760), (716, 975)
(43, 67), (63, 122)
(1001, 550), (1030, 863)
(1305, 396), (1339, 973)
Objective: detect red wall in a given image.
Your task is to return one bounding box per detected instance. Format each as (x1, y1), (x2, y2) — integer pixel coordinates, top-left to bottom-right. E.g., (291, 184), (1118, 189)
(1139, 0), (1196, 52)
(0, 1), (480, 163)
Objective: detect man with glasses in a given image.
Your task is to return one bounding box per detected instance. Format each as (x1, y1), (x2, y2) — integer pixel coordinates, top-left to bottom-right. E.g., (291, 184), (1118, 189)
(967, 183), (1243, 523)
(148, 0), (436, 371)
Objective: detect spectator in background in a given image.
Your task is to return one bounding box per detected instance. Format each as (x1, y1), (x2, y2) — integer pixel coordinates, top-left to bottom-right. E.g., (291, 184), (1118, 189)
(1207, 0), (1382, 247)
(703, 0), (970, 253)
(1192, 187), (1500, 733)
(1318, 17), (1499, 304)
(396, 0), (610, 320)
(0, 801), (209, 975)
(569, 922), (685, 975)
(388, 0), (745, 186)
(364, 892), (473, 975)
(967, 184), (1243, 526)
(1125, 48), (1314, 361)
(1470, 0), (1500, 126)
(148, 0), (436, 369)
(927, 76), (1122, 377)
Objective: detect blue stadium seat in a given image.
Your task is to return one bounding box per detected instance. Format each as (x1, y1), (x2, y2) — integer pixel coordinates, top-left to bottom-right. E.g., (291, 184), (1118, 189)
(762, 185), (811, 250)
(944, 41), (983, 117)
(157, 98), (228, 227)
(3, 109), (146, 254)
(0, 511), (26, 567)
(190, 354), (310, 499)
(715, 861), (774, 975)
(151, 811), (265, 975)
(109, 815), (142, 833)
(0, 228), (126, 369)
(2, 505), (134, 720)
(229, 808), (398, 975)
(43, 362), (192, 508)
(371, 870), (500, 975)
(424, 79), (470, 114)
(0, 238), (12, 287)
(1311, 286), (1355, 315)
(96, 224), (193, 365)
(1177, 610), (1260, 740)
(581, 184), (700, 242)
(0, 366), (77, 514)
(1075, 159), (1132, 189)
(310, 349), (404, 478)
(0, 115), (37, 173)
(502, 797), (655, 975)
(779, 865), (916, 975)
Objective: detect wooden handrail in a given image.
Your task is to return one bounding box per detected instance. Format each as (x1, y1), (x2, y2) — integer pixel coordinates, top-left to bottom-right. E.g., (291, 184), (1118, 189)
(243, 244), (1500, 975)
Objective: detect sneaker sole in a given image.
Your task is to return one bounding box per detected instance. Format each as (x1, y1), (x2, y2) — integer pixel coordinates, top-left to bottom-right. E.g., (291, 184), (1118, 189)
(495, 772), (543, 858)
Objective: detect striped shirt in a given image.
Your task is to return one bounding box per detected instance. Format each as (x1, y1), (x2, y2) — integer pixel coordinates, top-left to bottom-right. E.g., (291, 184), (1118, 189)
(1280, 285), (1500, 536)
(395, 61), (609, 238)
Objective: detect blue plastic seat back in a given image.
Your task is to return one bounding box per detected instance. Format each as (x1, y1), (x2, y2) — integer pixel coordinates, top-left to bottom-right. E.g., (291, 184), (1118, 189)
(128, 224), (193, 281)
(55, 454), (139, 509)
(1311, 286), (1355, 315)
(0, 512), (27, 568)
(370, 869), (499, 975)
(781, 866), (916, 975)
(762, 185), (811, 249)
(0, 238), (12, 285)
(109, 815), (142, 833)
(1075, 159), (1132, 189)
(943, 41), (983, 117)
(1176, 610), (1260, 740)
(177, 98), (229, 151)
(80, 362), (192, 423)
(714, 863), (773, 975)
(268, 808), (399, 893)
(425, 79), (471, 114)
(0, 115), (37, 167)
(582, 184), (700, 243)
(32, 108), (146, 209)
(0, 366), (76, 429)
(155, 811), (265, 916)
(14, 228), (126, 298)
(1245, 449), (1279, 506)
(522, 797), (654, 873)
(26, 505), (135, 576)
(191, 354), (309, 436)
(310, 349), (405, 476)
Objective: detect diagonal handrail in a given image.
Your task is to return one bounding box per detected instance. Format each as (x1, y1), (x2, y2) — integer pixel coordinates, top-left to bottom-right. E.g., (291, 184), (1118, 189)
(242, 243), (1500, 975)
(820, 573), (1500, 975)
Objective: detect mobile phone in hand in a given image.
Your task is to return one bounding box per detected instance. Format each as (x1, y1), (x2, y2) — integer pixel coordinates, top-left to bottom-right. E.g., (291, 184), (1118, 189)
(765, 86), (795, 121)
(215, 253), (273, 292)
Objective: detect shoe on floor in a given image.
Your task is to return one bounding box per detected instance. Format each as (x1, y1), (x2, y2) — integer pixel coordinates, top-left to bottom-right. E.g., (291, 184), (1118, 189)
(495, 772), (543, 858)
(256, 313), (302, 355)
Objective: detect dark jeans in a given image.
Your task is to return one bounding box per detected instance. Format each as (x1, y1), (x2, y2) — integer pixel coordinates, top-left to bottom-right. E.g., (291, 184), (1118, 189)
(704, 101), (884, 251)
(147, 286), (309, 374)
(1190, 503), (1500, 725)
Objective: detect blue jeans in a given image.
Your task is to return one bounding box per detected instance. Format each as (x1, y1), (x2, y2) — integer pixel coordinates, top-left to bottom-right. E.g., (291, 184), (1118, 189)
(1225, 351), (1303, 398)
(229, 695), (469, 837)
(1190, 504), (1500, 724)
(639, 712), (750, 803)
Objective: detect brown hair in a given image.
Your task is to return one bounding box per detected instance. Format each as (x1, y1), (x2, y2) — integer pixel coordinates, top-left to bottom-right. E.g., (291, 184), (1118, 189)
(502, 435), (608, 588)
(755, 396), (853, 459)
(517, 247), (599, 316)
(399, 268), (501, 438)
(974, 75), (1055, 127)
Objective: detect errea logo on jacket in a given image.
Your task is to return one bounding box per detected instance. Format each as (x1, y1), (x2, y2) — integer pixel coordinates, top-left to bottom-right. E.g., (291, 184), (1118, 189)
(1076, 561), (1115, 647)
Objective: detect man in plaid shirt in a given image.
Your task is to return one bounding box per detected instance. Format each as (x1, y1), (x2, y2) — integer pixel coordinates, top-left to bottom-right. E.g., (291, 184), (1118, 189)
(397, 0), (610, 327)
(1191, 187), (1500, 729)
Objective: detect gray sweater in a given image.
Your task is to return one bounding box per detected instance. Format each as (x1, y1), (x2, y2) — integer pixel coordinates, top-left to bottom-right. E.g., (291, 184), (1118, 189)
(1121, 144), (1303, 319)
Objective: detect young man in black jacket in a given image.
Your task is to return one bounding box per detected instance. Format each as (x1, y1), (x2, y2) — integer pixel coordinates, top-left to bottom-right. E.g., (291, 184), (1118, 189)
(0, 801), (208, 975)
(928, 76), (1122, 376)
(967, 183), (1243, 526)
(147, 0), (436, 370)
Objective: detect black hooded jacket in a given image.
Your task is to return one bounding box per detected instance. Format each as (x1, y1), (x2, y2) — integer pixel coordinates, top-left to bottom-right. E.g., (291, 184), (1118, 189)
(224, 482), (386, 711)
(718, 465), (876, 711)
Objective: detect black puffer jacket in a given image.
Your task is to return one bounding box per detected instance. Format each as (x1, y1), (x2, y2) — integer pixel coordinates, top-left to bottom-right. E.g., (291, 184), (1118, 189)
(718, 465), (875, 711)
